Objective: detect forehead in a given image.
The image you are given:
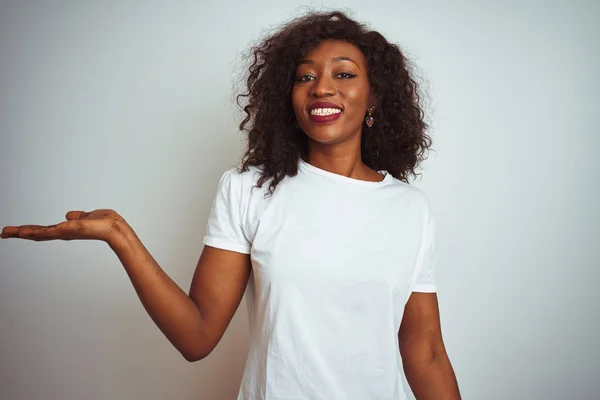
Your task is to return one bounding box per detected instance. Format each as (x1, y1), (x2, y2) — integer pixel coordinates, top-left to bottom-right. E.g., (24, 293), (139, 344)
(300, 39), (367, 67)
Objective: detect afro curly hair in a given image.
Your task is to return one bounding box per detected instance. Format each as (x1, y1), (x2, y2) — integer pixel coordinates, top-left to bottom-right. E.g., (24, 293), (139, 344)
(236, 10), (432, 196)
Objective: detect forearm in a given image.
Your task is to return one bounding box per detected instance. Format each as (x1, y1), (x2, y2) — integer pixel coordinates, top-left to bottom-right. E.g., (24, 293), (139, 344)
(108, 220), (208, 361)
(404, 351), (461, 400)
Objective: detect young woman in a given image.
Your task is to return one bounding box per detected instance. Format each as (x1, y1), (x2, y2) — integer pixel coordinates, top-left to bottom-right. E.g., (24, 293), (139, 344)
(1, 10), (461, 400)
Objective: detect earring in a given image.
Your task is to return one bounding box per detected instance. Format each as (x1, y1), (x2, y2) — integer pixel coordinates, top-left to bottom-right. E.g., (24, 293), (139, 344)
(365, 107), (375, 128)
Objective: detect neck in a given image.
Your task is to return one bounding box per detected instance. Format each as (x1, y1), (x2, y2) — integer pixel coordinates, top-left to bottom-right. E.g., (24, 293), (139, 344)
(304, 136), (383, 182)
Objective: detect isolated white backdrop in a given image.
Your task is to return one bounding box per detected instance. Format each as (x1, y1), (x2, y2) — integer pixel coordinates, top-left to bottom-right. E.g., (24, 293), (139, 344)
(0, 1), (598, 399)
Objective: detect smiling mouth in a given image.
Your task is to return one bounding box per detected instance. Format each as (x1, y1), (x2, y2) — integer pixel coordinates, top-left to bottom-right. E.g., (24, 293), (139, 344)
(308, 108), (343, 124)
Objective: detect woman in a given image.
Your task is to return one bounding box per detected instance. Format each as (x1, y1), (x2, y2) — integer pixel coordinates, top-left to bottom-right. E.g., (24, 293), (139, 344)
(1, 10), (460, 400)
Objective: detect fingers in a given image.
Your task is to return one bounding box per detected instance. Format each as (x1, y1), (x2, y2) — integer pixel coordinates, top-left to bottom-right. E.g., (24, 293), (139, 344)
(0, 225), (32, 239)
(1, 211), (88, 239)
(66, 211), (88, 220)
(1, 209), (120, 241)
(2, 212), (84, 239)
(0, 226), (17, 239)
(1, 224), (62, 241)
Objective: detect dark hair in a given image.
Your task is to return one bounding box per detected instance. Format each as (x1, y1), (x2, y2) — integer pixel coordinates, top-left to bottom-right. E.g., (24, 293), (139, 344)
(236, 10), (432, 195)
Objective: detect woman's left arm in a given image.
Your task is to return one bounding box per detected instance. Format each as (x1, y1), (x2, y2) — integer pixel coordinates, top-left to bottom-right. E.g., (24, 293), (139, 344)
(398, 292), (461, 399)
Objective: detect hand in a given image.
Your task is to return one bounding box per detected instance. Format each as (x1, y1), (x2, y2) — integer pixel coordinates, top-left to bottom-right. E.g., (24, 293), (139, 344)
(1, 209), (128, 243)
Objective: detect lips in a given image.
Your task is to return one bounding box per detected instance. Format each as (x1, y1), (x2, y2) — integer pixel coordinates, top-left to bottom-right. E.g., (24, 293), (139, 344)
(308, 101), (343, 124)
(308, 101), (342, 113)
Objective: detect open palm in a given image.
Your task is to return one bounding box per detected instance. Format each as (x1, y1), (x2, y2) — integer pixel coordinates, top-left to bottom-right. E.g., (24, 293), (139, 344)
(1, 209), (125, 242)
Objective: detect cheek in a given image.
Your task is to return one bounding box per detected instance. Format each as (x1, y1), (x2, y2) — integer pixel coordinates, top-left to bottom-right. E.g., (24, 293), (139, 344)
(343, 83), (370, 111)
(344, 94), (368, 122)
(291, 86), (306, 115)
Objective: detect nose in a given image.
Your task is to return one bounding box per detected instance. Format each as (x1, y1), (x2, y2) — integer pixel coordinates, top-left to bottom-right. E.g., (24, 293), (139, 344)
(311, 75), (336, 98)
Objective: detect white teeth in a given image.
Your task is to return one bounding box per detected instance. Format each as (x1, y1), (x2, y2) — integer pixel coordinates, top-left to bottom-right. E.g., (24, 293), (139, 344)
(310, 108), (342, 116)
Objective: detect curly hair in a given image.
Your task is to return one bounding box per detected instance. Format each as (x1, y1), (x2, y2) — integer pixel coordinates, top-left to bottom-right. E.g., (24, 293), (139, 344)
(236, 10), (432, 196)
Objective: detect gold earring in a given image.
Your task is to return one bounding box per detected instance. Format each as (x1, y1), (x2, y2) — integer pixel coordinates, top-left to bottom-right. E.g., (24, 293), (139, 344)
(365, 107), (375, 128)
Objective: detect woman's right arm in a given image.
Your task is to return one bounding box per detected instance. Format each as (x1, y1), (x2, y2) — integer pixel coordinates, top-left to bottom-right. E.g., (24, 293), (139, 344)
(1, 209), (251, 362)
(112, 220), (251, 361)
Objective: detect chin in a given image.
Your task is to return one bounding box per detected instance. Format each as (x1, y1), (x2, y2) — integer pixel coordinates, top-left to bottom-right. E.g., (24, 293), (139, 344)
(303, 125), (356, 145)
(305, 132), (346, 145)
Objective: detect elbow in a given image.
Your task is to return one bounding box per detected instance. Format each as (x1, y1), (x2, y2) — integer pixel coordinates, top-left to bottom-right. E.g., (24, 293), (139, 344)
(176, 324), (218, 362)
(181, 345), (214, 363)
(182, 350), (207, 363)
(400, 339), (444, 370)
(403, 345), (444, 365)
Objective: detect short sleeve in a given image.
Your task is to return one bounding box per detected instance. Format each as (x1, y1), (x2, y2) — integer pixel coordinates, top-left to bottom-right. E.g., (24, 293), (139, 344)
(202, 169), (252, 254)
(412, 205), (438, 293)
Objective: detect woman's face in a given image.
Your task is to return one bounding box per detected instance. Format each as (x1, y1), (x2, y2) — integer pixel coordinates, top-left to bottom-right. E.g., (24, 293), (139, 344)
(292, 39), (373, 147)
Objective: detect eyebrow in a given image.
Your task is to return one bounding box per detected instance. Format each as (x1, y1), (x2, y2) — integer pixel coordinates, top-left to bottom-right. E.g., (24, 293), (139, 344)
(298, 56), (358, 66)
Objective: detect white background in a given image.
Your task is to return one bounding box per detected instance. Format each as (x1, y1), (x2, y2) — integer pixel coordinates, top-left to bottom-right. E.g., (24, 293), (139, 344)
(0, 1), (598, 399)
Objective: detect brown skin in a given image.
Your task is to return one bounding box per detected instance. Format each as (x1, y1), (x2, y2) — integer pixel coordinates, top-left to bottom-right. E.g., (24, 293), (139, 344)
(294, 39), (461, 398)
(0, 210), (250, 362)
(292, 39), (383, 182)
(400, 293), (461, 399)
(1, 38), (459, 398)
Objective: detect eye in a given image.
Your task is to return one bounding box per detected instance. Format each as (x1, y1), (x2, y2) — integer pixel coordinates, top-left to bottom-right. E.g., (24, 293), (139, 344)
(295, 75), (314, 82)
(337, 72), (357, 79)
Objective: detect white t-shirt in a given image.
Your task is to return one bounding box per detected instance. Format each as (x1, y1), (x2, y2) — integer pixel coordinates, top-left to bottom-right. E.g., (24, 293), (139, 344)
(203, 158), (437, 400)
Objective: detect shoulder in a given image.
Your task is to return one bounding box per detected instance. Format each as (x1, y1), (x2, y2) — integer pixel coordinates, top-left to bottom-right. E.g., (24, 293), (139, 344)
(381, 177), (435, 234)
(218, 163), (261, 185)
(387, 176), (432, 212)
(217, 163), (270, 200)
